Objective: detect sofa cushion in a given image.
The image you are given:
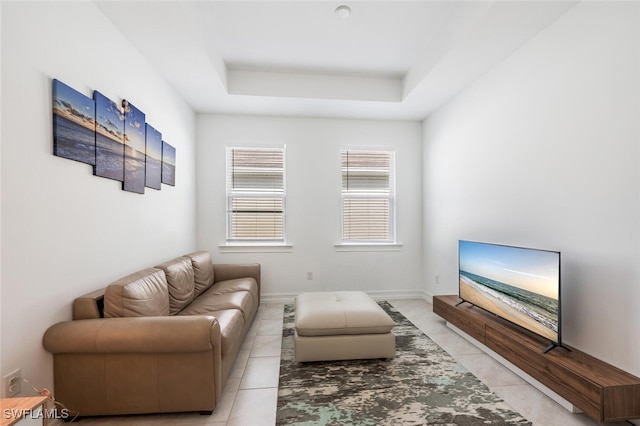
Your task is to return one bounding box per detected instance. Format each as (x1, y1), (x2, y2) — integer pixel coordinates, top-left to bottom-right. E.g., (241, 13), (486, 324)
(179, 289), (255, 321)
(104, 268), (169, 318)
(178, 309), (244, 356)
(206, 278), (259, 307)
(155, 256), (195, 315)
(295, 291), (395, 337)
(185, 251), (215, 297)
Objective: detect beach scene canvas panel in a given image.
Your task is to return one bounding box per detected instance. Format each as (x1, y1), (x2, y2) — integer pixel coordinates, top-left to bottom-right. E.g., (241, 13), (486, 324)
(122, 99), (146, 194)
(94, 91), (125, 181)
(52, 79), (96, 165)
(161, 141), (176, 186)
(145, 124), (162, 190)
(458, 241), (560, 343)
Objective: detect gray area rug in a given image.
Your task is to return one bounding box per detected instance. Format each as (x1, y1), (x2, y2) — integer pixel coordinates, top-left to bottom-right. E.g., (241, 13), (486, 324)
(276, 301), (531, 425)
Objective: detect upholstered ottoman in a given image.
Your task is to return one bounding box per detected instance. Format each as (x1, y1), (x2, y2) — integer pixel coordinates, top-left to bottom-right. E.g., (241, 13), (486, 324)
(294, 291), (396, 362)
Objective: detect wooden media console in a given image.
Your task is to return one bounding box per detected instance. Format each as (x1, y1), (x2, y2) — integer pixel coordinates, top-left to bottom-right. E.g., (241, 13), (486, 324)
(433, 295), (640, 423)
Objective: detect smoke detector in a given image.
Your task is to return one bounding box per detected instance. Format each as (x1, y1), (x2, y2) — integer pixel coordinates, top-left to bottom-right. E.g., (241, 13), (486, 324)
(335, 5), (351, 19)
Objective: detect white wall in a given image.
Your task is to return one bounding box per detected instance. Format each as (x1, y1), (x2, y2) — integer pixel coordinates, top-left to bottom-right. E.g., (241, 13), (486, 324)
(196, 115), (423, 299)
(423, 1), (640, 375)
(0, 2), (197, 395)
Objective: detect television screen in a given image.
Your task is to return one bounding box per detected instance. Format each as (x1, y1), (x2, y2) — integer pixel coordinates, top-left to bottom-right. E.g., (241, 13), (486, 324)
(458, 240), (561, 346)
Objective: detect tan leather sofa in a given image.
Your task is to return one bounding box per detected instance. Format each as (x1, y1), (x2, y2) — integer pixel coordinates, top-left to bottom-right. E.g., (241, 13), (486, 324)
(42, 251), (260, 418)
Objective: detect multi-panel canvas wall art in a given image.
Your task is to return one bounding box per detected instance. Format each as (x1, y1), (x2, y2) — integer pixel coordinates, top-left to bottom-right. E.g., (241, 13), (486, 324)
(94, 91), (125, 181)
(51, 79), (176, 194)
(162, 142), (176, 186)
(145, 124), (162, 190)
(53, 79), (96, 165)
(122, 99), (147, 194)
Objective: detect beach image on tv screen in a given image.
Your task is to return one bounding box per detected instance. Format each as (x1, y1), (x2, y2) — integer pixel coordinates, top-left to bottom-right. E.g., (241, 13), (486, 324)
(458, 240), (559, 343)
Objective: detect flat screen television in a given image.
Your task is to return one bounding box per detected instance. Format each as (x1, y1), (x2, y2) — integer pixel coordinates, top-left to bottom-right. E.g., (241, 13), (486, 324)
(458, 240), (561, 353)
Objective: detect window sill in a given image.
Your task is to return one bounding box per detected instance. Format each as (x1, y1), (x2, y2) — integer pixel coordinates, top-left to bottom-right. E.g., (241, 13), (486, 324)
(335, 243), (403, 252)
(219, 243), (293, 253)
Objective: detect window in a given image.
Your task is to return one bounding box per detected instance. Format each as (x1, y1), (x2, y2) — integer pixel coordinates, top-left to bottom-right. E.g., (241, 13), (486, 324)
(341, 149), (395, 243)
(226, 146), (286, 242)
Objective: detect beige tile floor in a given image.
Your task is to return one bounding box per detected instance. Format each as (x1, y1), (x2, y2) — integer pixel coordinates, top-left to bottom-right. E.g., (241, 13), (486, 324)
(72, 299), (633, 426)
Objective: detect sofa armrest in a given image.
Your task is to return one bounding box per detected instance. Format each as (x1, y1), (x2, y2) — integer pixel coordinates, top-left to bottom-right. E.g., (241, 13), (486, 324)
(73, 288), (106, 320)
(43, 315), (221, 354)
(213, 263), (261, 290)
(43, 315), (223, 416)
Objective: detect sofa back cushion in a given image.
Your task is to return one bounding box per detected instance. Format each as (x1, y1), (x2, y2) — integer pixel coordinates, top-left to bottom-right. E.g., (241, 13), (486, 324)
(104, 268), (170, 317)
(155, 256), (195, 315)
(186, 251), (215, 297)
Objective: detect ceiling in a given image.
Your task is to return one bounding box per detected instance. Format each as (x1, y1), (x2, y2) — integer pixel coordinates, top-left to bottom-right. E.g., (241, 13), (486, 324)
(95, 1), (578, 121)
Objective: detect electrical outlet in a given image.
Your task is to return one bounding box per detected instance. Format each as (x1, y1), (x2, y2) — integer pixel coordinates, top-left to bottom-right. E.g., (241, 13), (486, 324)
(4, 368), (21, 397)
(435, 274), (440, 284)
(306, 272), (313, 280)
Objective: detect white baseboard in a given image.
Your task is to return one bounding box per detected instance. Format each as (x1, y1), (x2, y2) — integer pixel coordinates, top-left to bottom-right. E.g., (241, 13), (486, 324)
(365, 289), (430, 301)
(261, 289), (430, 304)
(261, 293), (297, 304)
(423, 290), (436, 303)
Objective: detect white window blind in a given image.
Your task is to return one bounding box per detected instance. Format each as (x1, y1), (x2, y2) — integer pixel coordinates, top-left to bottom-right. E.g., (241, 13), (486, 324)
(226, 147), (286, 242)
(341, 149), (395, 242)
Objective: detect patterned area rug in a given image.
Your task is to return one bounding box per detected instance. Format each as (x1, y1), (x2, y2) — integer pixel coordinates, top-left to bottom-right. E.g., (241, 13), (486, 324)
(276, 301), (531, 426)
